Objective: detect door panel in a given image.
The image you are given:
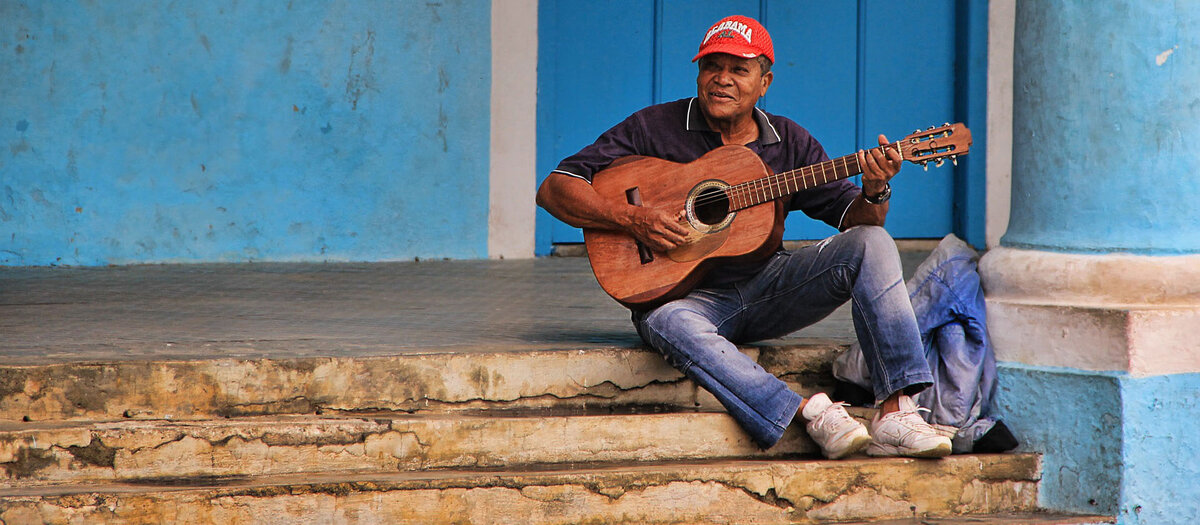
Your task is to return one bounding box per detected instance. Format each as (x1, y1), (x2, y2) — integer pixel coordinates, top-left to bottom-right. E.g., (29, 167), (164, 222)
(766, 1), (860, 240)
(537, 1), (657, 245)
(861, 0), (957, 238)
(537, 0), (966, 248)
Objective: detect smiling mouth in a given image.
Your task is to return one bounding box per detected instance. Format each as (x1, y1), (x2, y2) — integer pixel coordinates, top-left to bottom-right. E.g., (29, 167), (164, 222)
(709, 92), (735, 101)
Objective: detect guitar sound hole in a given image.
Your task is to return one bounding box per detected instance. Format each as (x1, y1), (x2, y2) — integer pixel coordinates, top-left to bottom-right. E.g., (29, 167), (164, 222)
(693, 187), (730, 226)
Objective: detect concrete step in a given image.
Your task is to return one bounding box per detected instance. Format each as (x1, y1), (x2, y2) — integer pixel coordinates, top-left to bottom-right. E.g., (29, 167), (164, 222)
(838, 516), (1115, 525)
(0, 411), (830, 486)
(0, 455), (1052, 524)
(0, 342), (844, 422)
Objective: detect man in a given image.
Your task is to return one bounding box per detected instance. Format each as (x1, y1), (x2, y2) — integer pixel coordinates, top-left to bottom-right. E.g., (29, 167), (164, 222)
(537, 15), (951, 459)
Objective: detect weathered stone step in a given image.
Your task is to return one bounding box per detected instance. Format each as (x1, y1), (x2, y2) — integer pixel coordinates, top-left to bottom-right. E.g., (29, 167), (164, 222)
(0, 342), (844, 422)
(0, 411), (827, 486)
(0, 455), (1047, 524)
(838, 515), (1115, 525)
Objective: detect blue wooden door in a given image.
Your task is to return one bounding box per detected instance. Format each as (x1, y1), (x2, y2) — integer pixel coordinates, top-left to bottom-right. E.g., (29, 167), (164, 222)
(536, 0), (981, 253)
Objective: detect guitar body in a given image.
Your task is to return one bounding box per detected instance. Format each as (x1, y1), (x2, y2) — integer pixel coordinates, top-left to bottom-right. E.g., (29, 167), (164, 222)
(584, 145), (785, 310)
(578, 122), (973, 310)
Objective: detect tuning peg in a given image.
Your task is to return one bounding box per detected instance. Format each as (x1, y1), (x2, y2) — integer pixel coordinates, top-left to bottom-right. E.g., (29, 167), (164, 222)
(951, 155), (958, 166)
(922, 162), (929, 171)
(935, 159), (945, 168)
(943, 122), (951, 127)
(928, 125), (936, 130)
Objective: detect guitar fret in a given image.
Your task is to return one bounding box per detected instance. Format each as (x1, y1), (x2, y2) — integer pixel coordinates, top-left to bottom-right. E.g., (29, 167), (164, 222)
(726, 142), (901, 213)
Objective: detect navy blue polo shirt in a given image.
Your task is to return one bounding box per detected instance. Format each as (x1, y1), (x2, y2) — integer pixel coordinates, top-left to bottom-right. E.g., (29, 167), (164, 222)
(552, 97), (861, 286)
(552, 97), (859, 226)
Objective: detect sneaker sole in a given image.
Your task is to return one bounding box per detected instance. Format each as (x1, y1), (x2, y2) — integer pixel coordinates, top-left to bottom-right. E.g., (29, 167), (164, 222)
(824, 431), (873, 460)
(866, 440), (952, 459)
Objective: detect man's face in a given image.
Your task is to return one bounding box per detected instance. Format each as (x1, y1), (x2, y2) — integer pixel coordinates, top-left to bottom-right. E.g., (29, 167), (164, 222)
(696, 53), (772, 124)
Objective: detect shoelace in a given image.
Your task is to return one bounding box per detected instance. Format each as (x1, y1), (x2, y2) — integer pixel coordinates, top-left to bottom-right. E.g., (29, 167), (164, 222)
(813, 402), (857, 433)
(894, 406), (936, 430)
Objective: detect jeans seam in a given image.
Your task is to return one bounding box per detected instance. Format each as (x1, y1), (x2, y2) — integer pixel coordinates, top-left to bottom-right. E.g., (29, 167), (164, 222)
(642, 316), (786, 436)
(852, 297), (893, 396)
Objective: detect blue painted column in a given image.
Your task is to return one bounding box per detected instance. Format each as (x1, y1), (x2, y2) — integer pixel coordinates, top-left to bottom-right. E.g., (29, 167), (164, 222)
(979, 2), (1200, 523)
(1002, 1), (1200, 255)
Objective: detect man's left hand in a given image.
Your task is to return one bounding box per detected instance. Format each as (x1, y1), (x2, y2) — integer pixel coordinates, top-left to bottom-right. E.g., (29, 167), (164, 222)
(858, 134), (902, 197)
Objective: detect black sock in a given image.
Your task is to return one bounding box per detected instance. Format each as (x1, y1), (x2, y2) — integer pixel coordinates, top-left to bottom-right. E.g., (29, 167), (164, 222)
(832, 380), (874, 407)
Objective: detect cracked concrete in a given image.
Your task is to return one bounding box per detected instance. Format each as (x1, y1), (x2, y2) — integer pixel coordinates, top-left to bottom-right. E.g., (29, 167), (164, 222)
(0, 411), (826, 487)
(0, 456), (1043, 524)
(0, 343), (845, 422)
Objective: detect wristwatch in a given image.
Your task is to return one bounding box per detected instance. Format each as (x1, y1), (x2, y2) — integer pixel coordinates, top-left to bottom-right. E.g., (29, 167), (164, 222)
(863, 183), (891, 205)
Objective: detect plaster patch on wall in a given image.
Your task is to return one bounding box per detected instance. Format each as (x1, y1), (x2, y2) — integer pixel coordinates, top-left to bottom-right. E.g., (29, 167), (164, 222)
(345, 30), (377, 110)
(1155, 45), (1177, 66)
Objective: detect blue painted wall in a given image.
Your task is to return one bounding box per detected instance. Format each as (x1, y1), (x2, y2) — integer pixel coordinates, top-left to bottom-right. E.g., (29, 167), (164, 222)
(1119, 374), (1200, 524)
(1003, 0), (1200, 255)
(994, 363), (1200, 523)
(1, 0), (491, 266)
(992, 364), (1123, 516)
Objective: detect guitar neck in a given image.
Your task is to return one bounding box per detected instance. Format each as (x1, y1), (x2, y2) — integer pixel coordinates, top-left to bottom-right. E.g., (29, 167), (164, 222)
(727, 142), (898, 211)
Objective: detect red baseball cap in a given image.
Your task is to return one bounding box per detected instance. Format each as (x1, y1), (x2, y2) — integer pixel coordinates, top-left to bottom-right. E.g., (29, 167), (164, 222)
(692, 15), (774, 63)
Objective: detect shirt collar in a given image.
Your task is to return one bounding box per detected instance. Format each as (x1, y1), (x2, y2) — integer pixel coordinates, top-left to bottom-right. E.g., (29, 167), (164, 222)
(685, 97), (782, 146)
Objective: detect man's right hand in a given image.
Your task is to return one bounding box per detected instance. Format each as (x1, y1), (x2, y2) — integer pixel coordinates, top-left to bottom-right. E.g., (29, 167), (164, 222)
(622, 206), (692, 253)
(537, 172), (693, 253)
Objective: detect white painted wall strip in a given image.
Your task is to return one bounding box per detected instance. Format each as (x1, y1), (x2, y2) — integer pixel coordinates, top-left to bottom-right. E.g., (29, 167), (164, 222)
(489, 0), (538, 259)
(986, 0), (1015, 249)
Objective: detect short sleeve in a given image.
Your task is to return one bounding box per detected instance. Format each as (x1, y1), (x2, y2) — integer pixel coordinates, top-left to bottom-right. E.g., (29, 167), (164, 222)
(550, 113), (646, 184)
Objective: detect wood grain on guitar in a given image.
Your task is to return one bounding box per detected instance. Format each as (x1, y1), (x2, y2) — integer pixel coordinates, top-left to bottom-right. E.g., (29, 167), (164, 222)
(584, 123), (972, 310)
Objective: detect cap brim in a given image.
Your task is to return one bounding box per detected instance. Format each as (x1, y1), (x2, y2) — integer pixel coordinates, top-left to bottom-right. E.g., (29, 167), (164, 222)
(692, 44), (765, 62)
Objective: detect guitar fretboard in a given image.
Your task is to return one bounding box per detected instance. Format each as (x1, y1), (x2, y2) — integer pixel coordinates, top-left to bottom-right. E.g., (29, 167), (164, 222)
(726, 143), (898, 211)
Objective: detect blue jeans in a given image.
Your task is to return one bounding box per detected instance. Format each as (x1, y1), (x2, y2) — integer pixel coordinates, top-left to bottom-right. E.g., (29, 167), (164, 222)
(634, 226), (932, 448)
(834, 233), (999, 452)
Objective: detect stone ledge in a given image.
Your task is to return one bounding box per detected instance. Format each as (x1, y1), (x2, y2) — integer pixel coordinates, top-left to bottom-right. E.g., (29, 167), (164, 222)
(980, 247), (1200, 307)
(986, 299), (1200, 376)
(0, 342), (846, 422)
(0, 455), (1042, 524)
(0, 412), (824, 486)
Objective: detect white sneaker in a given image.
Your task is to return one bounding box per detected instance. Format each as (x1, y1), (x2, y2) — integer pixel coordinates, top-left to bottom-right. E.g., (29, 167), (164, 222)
(801, 393), (872, 459)
(866, 395), (952, 458)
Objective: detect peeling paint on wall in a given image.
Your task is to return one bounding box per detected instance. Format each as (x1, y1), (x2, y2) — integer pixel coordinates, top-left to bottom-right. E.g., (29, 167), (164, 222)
(1155, 45), (1177, 66)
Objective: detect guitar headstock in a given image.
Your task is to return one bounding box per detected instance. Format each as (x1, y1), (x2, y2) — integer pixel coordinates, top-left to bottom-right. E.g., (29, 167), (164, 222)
(899, 123), (971, 171)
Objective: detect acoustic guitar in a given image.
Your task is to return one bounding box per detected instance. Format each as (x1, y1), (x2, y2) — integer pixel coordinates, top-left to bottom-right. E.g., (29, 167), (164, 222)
(583, 123), (972, 310)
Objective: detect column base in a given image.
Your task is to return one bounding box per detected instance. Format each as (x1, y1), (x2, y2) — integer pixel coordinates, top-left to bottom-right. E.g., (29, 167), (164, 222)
(980, 247), (1200, 377)
(981, 246), (1200, 523)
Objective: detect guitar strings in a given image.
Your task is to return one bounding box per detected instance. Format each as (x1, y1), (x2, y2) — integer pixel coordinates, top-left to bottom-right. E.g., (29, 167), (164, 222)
(642, 155), (863, 215)
(637, 142), (902, 216)
(681, 150), (868, 210)
(680, 140), (908, 211)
